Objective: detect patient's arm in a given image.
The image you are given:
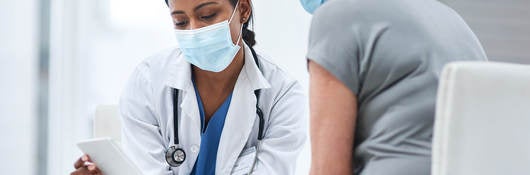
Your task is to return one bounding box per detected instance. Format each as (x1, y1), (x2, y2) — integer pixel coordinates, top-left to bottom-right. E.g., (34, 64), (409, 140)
(308, 61), (358, 175)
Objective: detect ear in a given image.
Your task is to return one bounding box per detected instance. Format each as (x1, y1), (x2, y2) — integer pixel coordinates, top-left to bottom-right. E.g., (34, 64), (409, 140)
(238, 0), (252, 23)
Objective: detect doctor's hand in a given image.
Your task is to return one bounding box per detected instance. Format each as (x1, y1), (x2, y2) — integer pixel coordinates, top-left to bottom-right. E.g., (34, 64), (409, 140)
(71, 154), (103, 175)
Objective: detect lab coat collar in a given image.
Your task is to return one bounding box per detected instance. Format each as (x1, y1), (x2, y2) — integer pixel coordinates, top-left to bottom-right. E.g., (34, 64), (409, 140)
(165, 50), (193, 92)
(241, 43), (272, 91)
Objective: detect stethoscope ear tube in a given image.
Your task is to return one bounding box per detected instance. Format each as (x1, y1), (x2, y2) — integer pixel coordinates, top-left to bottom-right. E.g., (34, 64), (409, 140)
(166, 89), (185, 167)
(251, 45), (265, 141)
(254, 90), (265, 141)
(172, 89), (180, 145)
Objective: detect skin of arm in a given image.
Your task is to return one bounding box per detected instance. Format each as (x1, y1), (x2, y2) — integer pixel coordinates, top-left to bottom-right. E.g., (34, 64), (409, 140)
(308, 60), (358, 175)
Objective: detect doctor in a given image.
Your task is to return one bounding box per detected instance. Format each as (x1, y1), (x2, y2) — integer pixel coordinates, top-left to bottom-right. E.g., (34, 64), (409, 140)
(71, 0), (307, 174)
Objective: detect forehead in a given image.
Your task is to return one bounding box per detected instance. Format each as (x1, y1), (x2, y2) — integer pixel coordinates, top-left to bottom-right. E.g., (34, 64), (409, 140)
(168, 0), (231, 9)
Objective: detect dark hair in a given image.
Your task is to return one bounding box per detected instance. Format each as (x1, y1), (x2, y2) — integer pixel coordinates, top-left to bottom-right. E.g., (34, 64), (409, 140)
(165, 0), (256, 47)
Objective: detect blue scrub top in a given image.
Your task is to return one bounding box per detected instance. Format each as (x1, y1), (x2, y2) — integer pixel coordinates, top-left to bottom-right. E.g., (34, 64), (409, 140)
(190, 84), (233, 175)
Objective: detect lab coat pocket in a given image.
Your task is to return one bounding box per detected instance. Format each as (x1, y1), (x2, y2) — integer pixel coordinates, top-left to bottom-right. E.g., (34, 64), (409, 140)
(230, 146), (257, 175)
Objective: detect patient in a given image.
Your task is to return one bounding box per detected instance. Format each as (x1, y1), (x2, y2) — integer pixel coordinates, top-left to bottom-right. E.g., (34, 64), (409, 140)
(303, 0), (487, 174)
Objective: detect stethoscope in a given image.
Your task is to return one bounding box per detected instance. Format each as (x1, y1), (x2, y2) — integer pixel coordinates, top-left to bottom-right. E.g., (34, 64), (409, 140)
(165, 46), (265, 171)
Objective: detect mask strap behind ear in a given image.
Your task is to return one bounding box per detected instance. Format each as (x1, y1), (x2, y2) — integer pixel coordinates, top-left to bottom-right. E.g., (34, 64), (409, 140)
(228, 0), (240, 23)
(230, 0), (243, 46)
(235, 25), (243, 46)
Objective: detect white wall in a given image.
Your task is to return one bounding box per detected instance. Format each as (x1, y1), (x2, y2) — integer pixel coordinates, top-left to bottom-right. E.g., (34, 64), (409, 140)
(0, 0), (38, 174)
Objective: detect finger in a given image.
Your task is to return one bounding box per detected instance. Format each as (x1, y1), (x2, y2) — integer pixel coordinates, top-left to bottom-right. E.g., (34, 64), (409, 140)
(74, 156), (85, 169)
(75, 154), (93, 169)
(87, 164), (102, 174)
(83, 161), (95, 167)
(83, 154), (92, 162)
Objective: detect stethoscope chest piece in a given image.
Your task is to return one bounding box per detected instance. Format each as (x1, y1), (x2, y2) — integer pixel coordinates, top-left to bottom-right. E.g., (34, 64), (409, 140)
(166, 145), (186, 167)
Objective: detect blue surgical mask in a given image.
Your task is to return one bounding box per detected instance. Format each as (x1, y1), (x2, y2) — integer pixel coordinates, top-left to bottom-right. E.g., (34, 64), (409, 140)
(300, 0), (326, 14)
(174, 1), (242, 72)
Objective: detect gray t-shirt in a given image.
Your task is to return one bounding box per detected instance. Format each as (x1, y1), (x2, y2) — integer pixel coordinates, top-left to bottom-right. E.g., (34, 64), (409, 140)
(307, 0), (487, 174)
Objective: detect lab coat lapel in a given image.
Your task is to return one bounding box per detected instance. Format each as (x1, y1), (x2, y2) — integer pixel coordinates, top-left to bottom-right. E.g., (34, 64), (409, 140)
(178, 86), (202, 173)
(165, 51), (202, 173)
(164, 50), (200, 128)
(215, 69), (256, 174)
(215, 44), (271, 174)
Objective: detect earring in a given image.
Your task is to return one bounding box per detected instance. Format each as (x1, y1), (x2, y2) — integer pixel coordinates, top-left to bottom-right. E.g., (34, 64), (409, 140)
(242, 18), (246, 23)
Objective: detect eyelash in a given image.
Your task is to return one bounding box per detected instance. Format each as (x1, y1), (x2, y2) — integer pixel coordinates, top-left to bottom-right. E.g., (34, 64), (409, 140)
(201, 13), (217, 20)
(174, 13), (217, 27)
(175, 21), (187, 27)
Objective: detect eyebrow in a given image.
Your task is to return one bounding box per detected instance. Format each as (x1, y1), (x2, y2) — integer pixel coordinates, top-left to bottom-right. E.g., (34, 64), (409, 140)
(170, 1), (219, 15)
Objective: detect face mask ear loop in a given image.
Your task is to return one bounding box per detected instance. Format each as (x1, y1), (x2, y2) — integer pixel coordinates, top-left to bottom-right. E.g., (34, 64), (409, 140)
(235, 25), (243, 46)
(228, 0), (240, 23)
(229, 0), (243, 46)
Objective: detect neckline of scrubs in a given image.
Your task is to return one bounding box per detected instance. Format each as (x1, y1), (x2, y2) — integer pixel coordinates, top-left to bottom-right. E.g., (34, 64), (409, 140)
(194, 86), (233, 133)
(191, 81), (233, 175)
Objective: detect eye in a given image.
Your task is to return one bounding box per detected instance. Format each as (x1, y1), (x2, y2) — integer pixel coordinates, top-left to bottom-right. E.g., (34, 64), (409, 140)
(174, 20), (188, 27)
(200, 13), (217, 20)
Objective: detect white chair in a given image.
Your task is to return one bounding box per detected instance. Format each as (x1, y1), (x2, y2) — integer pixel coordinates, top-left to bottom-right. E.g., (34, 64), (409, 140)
(94, 105), (122, 142)
(432, 62), (530, 175)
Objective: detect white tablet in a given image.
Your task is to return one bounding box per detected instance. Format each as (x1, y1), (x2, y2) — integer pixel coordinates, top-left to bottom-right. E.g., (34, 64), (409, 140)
(77, 138), (143, 175)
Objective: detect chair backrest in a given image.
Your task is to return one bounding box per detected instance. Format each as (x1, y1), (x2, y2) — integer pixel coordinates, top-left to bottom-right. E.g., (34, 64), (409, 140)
(432, 62), (530, 175)
(94, 105), (121, 142)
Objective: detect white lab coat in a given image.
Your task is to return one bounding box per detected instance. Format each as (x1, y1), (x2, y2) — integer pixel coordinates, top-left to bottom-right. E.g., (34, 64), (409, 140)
(119, 44), (307, 175)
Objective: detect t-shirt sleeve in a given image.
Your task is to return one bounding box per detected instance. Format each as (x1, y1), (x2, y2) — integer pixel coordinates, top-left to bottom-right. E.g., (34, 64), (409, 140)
(306, 2), (361, 95)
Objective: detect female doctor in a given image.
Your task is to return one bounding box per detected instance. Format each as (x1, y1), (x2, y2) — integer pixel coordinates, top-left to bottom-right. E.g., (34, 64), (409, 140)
(71, 0), (307, 174)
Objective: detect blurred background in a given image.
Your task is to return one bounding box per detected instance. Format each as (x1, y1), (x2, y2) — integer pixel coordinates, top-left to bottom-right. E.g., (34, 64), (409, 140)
(0, 0), (528, 174)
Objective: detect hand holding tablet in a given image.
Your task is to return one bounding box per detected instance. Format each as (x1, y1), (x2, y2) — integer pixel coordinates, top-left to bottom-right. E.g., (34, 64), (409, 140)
(75, 138), (143, 175)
